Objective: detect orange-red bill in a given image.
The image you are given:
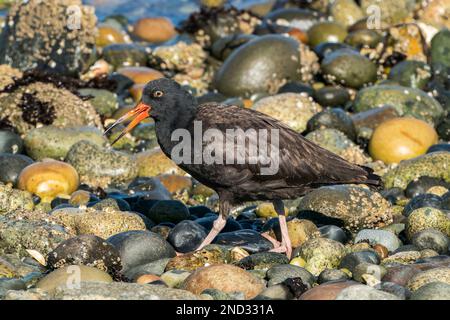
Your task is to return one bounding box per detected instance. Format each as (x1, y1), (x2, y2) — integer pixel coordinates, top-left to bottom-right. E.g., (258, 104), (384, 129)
(104, 102), (151, 145)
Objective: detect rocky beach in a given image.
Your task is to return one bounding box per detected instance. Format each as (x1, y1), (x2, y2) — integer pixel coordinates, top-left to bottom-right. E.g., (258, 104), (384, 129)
(0, 0), (449, 301)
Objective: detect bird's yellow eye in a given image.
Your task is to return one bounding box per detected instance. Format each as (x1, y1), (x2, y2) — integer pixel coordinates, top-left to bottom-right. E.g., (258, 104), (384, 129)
(153, 90), (164, 98)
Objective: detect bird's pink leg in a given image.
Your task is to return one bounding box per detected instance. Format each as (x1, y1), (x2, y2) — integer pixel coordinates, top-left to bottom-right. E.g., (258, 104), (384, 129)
(196, 200), (230, 251)
(268, 200), (292, 259)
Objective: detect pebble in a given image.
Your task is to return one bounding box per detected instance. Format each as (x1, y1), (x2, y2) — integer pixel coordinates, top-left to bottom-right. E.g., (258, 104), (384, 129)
(318, 225), (348, 244)
(306, 107), (356, 140)
(167, 220), (207, 253)
(266, 264), (315, 287)
(107, 230), (176, 276)
(339, 250), (381, 274)
(0, 131), (23, 154)
(307, 22), (348, 48)
(299, 280), (358, 300)
(406, 207), (450, 241)
(47, 235), (122, 277)
(165, 246), (229, 272)
(133, 17), (177, 43)
(298, 185), (392, 231)
(410, 281), (450, 300)
(335, 284), (401, 300)
(369, 117), (438, 164)
(66, 141), (138, 188)
(407, 267), (450, 291)
(318, 268), (350, 284)
(182, 264), (265, 299)
(236, 252), (290, 271)
(214, 229), (273, 253)
(51, 206), (146, 239)
(321, 49), (377, 89)
(296, 238), (346, 276)
(252, 93), (322, 132)
(412, 229), (449, 254)
(354, 229), (402, 252)
(0, 154), (33, 186)
(36, 265), (113, 293)
(147, 200), (190, 224)
(160, 270), (191, 288)
(17, 160), (79, 203)
(24, 126), (107, 161)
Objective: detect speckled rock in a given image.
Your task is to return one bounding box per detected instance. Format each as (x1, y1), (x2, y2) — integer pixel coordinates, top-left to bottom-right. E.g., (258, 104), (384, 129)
(353, 85), (445, 126)
(355, 229), (402, 252)
(107, 230), (176, 276)
(330, 0), (364, 27)
(0, 183), (34, 215)
(0, 0), (96, 76)
(430, 29), (450, 69)
(214, 35), (317, 97)
(236, 252), (289, 271)
(298, 185), (393, 231)
(352, 262), (387, 283)
(406, 207), (450, 241)
(0, 82), (102, 135)
(411, 281), (450, 300)
(407, 267), (450, 291)
(321, 49), (377, 89)
(383, 152), (450, 189)
(412, 229), (449, 254)
(66, 141), (138, 188)
(165, 246), (230, 272)
(305, 128), (369, 164)
(47, 235), (122, 276)
(336, 284), (401, 300)
(0, 65), (22, 91)
(51, 207), (146, 239)
(102, 44), (149, 70)
(0, 154), (33, 186)
(382, 251), (422, 265)
(306, 108), (356, 140)
(0, 216), (71, 258)
(252, 93), (322, 132)
(295, 238), (346, 276)
(266, 264), (315, 287)
(307, 22), (348, 48)
(36, 265), (113, 293)
(317, 268), (350, 284)
(182, 264), (265, 299)
(24, 126), (107, 161)
(136, 149), (184, 177)
(47, 281), (200, 300)
(388, 60), (432, 90)
(160, 270), (191, 288)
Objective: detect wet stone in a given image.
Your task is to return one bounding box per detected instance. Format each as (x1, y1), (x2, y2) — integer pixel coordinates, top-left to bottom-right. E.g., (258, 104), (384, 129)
(235, 252), (289, 271)
(339, 250), (381, 274)
(214, 230), (274, 253)
(266, 264), (315, 287)
(317, 269), (350, 284)
(403, 194), (443, 217)
(102, 44), (149, 70)
(167, 220), (207, 253)
(410, 281), (450, 300)
(0, 131), (23, 154)
(354, 229), (402, 252)
(146, 200), (190, 224)
(107, 230), (176, 276)
(47, 234), (122, 277)
(318, 225), (348, 244)
(313, 87), (350, 108)
(412, 229), (449, 254)
(0, 154), (33, 186)
(306, 107), (356, 140)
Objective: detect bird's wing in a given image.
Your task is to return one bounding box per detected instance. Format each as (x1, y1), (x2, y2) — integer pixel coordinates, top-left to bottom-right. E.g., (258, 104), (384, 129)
(189, 103), (371, 190)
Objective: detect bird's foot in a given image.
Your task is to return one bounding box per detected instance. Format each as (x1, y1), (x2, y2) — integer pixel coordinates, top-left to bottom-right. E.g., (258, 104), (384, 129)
(269, 243), (292, 260)
(262, 232), (292, 259)
(261, 232), (281, 247)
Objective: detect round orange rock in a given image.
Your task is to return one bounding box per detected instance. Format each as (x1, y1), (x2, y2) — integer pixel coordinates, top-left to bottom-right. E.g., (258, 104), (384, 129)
(18, 160), (79, 202)
(133, 17), (177, 43)
(369, 117), (438, 164)
(117, 66), (164, 84)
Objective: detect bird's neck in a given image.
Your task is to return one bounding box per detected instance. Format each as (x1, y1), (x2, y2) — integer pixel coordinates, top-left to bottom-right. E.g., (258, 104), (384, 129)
(155, 104), (197, 157)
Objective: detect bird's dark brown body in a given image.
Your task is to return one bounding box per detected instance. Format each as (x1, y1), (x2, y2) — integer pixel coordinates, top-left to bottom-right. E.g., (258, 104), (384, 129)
(106, 78), (381, 257)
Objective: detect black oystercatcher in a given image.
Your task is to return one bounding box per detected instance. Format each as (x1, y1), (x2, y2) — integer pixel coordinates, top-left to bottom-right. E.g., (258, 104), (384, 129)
(105, 78), (381, 258)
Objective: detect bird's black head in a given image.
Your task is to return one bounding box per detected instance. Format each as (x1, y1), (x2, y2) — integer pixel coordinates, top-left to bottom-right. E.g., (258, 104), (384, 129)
(105, 78), (197, 145)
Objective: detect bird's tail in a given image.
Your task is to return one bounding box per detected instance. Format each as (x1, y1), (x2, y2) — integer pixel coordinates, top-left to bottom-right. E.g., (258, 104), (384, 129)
(357, 165), (384, 191)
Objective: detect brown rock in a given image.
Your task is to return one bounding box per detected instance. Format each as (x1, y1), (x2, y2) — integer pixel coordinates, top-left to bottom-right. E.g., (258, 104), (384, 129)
(299, 281), (359, 300)
(133, 17), (177, 43)
(182, 264), (265, 299)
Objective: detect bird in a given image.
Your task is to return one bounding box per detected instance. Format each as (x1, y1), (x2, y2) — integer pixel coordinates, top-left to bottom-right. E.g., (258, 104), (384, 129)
(105, 78), (381, 258)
